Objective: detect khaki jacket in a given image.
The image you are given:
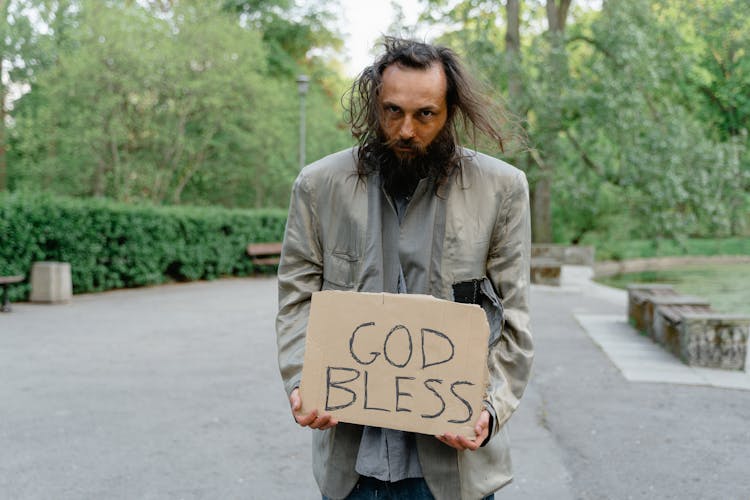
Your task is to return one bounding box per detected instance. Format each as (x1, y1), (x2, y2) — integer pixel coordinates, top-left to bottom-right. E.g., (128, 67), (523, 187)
(276, 148), (533, 500)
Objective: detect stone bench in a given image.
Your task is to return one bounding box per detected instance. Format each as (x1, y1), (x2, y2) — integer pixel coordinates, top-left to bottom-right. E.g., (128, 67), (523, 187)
(627, 283), (749, 371)
(653, 301), (713, 356)
(530, 257), (562, 286)
(627, 284), (679, 333)
(646, 295), (712, 340)
(677, 313), (750, 370)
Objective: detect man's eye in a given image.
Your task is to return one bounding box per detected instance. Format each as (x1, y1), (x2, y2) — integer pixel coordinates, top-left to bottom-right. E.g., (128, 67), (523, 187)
(387, 106), (400, 113)
(420, 110), (434, 117)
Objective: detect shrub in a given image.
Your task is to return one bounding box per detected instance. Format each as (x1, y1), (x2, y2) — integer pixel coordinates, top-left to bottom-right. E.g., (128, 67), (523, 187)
(0, 192), (287, 301)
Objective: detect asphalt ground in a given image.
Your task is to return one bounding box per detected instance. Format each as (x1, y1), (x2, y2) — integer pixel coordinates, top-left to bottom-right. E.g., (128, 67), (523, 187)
(1, 270), (748, 499)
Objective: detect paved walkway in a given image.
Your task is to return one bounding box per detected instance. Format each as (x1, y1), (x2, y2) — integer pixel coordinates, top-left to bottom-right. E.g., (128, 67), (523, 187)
(1, 270), (748, 499)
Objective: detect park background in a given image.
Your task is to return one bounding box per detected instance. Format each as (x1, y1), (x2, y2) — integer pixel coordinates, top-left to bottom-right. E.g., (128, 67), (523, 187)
(0, 0), (748, 303)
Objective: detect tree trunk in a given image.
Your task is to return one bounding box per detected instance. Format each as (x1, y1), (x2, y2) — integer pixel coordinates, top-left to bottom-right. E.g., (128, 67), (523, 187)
(532, 175), (552, 242)
(0, 0), (8, 192)
(530, 0), (572, 243)
(546, 0), (571, 33)
(505, 0), (522, 108)
(93, 158), (107, 197)
(0, 55), (6, 192)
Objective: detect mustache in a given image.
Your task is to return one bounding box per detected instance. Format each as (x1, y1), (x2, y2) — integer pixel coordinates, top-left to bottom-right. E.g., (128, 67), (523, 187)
(384, 137), (427, 155)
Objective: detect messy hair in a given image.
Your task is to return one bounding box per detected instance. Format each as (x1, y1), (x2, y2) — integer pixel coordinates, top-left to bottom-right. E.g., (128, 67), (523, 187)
(344, 36), (507, 184)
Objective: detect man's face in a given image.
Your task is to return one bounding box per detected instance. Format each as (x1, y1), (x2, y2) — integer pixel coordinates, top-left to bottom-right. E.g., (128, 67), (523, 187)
(378, 63), (448, 160)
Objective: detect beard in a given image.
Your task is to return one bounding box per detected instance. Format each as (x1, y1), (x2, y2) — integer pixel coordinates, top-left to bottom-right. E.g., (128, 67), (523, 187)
(365, 126), (457, 199)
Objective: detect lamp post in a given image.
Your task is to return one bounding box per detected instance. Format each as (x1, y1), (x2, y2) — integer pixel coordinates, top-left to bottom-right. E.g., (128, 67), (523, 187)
(296, 74), (310, 170)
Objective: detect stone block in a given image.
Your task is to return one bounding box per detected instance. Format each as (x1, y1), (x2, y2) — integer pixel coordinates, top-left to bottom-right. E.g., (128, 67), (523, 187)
(30, 262), (72, 303)
(530, 258), (561, 286)
(626, 284), (676, 334)
(679, 314), (749, 370)
(653, 302), (712, 354)
(531, 244), (595, 266)
(648, 296), (711, 341)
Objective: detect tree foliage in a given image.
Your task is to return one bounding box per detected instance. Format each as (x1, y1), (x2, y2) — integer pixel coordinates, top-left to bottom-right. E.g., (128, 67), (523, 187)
(560, 0), (749, 241)
(2, 0), (748, 245)
(418, 0), (749, 243)
(7, 0), (352, 208)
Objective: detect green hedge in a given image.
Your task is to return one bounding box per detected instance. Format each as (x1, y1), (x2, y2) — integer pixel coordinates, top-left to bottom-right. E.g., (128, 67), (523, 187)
(0, 192), (287, 301)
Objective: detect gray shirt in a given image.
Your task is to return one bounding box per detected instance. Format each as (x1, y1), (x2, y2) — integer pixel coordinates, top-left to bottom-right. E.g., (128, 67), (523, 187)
(354, 184), (427, 482)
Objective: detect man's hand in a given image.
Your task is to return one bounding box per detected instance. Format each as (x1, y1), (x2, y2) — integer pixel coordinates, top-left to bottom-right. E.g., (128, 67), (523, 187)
(435, 409), (490, 451)
(289, 388), (338, 430)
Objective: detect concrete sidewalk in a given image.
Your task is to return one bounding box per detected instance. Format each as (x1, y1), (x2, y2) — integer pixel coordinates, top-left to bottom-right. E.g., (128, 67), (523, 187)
(1, 271), (748, 499)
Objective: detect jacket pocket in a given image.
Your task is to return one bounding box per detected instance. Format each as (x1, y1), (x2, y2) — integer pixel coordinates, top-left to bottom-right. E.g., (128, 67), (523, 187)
(478, 277), (505, 346)
(452, 277), (505, 345)
(322, 251), (359, 290)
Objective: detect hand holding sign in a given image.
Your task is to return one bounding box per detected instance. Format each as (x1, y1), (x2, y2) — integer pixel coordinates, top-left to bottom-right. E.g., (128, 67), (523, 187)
(289, 388), (338, 430)
(290, 385), (489, 450)
(437, 409), (490, 451)
(299, 291), (490, 439)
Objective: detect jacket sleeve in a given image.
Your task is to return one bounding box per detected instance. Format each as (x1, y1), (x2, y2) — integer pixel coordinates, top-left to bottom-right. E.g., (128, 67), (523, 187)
(484, 170), (534, 437)
(276, 171), (323, 396)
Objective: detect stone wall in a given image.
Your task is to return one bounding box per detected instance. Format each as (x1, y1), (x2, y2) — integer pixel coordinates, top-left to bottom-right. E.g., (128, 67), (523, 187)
(531, 244), (595, 266)
(595, 255), (750, 278)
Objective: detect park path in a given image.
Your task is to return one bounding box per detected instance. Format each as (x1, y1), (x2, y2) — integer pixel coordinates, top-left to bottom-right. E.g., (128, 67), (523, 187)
(1, 271), (748, 499)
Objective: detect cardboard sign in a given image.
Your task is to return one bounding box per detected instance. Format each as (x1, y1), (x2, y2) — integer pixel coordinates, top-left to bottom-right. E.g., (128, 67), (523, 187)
(300, 291), (490, 438)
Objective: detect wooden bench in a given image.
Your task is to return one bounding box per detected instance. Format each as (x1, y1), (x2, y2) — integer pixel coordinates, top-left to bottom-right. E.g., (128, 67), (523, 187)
(246, 242), (283, 268)
(530, 257), (562, 286)
(0, 275), (25, 312)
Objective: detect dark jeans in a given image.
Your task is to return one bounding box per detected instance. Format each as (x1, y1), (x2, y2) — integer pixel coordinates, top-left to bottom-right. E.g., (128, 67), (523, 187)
(323, 476), (495, 500)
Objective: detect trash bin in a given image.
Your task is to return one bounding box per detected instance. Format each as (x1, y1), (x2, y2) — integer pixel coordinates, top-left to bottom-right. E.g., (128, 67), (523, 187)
(30, 262), (72, 303)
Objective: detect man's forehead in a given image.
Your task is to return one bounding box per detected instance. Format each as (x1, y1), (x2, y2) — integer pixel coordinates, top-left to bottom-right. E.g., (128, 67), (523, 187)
(379, 63), (447, 103)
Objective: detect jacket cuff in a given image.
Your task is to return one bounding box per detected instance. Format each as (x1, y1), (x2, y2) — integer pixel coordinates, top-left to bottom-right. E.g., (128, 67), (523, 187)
(481, 400), (496, 447)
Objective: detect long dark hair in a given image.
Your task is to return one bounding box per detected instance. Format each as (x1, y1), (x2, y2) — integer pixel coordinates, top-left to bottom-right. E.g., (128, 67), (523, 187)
(344, 37), (507, 186)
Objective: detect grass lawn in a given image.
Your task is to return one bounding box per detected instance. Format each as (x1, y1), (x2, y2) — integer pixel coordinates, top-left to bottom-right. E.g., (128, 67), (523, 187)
(590, 237), (750, 261)
(596, 263), (750, 315)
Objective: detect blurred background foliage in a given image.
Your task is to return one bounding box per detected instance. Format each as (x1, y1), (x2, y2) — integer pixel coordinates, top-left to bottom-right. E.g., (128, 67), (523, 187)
(2, 0), (353, 209)
(0, 190), (288, 298)
(1, 0), (748, 249)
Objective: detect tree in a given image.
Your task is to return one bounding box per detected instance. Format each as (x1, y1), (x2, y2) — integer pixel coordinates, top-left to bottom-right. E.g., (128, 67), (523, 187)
(0, 0), (75, 191)
(528, 0), (571, 243)
(555, 0), (749, 241)
(12, 1), (278, 204)
(672, 0), (750, 140)
(9, 0), (353, 208)
(415, 0), (749, 243)
(420, 0), (572, 242)
(222, 0), (343, 77)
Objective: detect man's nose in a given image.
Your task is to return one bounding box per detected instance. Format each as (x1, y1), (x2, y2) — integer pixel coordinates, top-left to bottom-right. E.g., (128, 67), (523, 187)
(399, 117), (415, 140)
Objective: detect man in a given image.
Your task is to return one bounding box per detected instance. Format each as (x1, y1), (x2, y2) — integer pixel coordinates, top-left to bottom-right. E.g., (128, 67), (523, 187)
(276, 37), (533, 500)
